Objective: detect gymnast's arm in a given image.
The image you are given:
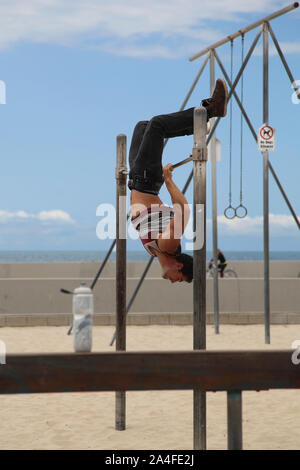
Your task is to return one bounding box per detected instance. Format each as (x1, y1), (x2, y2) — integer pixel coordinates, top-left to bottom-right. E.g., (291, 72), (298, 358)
(157, 164), (190, 253)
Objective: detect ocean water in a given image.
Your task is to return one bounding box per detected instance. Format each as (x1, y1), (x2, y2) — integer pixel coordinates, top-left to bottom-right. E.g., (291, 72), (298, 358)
(0, 250), (299, 263)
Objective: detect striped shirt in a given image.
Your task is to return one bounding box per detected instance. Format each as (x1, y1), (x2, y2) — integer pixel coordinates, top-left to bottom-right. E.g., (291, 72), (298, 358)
(131, 205), (179, 257)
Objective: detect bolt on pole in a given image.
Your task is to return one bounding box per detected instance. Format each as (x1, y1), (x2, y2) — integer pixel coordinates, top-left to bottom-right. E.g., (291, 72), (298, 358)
(192, 107), (208, 450)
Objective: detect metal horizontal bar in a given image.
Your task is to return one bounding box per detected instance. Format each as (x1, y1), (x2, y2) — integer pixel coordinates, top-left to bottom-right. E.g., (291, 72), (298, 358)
(0, 350), (299, 395)
(189, 2), (299, 61)
(172, 155), (192, 169)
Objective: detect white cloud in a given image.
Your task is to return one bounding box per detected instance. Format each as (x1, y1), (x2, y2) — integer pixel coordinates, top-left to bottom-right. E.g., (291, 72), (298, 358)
(213, 213), (300, 236)
(0, 0), (296, 58)
(254, 41), (300, 57)
(0, 210), (31, 221)
(0, 209), (74, 224)
(37, 210), (74, 223)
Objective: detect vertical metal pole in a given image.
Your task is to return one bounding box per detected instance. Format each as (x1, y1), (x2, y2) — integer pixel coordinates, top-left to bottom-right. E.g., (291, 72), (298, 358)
(193, 107), (207, 450)
(115, 134), (127, 430)
(227, 391), (243, 450)
(263, 23), (270, 345)
(210, 50), (220, 335)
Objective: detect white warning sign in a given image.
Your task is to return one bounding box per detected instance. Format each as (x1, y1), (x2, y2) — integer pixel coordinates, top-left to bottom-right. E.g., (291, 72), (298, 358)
(258, 124), (275, 152)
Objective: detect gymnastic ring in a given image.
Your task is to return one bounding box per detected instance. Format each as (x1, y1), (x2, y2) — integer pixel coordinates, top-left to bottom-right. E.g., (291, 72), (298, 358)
(224, 205), (236, 219)
(235, 204), (248, 218)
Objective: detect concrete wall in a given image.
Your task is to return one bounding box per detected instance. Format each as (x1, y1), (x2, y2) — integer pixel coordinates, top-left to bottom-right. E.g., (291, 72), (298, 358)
(1, 260), (299, 278)
(0, 261), (299, 317)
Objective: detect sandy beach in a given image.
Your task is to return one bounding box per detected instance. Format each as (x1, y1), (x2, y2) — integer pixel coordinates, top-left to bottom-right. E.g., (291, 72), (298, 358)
(0, 323), (299, 450)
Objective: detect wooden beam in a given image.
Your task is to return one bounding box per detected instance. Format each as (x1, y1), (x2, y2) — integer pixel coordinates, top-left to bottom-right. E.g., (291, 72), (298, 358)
(0, 350), (299, 395)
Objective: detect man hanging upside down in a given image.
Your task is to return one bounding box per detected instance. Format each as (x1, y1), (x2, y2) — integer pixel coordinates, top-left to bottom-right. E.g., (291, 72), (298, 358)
(128, 78), (228, 284)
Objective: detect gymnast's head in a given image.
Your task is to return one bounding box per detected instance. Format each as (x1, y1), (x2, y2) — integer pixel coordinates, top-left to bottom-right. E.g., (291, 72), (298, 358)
(161, 252), (193, 284)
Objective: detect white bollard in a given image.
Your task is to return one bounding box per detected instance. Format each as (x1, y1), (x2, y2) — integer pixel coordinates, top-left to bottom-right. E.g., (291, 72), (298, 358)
(73, 282), (93, 353)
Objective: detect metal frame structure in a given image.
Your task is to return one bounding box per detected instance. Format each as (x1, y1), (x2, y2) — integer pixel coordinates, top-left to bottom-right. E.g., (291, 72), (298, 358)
(189, 3), (300, 344)
(70, 3), (300, 344)
(107, 2), (300, 347)
(114, 107), (209, 448)
(5, 2), (297, 453)
(59, 2), (300, 451)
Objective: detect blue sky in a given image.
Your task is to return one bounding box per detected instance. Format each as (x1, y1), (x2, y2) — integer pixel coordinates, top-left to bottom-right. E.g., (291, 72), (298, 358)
(0, 0), (299, 252)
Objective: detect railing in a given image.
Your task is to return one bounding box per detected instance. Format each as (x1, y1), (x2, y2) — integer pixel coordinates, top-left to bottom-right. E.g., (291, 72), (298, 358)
(0, 349), (299, 450)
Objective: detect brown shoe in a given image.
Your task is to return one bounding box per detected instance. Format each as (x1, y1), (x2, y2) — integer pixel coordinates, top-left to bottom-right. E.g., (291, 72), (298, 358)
(202, 78), (228, 118)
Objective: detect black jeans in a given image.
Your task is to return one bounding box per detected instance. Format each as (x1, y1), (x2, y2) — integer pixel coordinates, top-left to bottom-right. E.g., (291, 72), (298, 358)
(128, 107), (196, 195)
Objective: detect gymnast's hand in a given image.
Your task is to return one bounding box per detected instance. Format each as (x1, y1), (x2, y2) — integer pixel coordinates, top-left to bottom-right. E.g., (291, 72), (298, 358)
(163, 164), (174, 183)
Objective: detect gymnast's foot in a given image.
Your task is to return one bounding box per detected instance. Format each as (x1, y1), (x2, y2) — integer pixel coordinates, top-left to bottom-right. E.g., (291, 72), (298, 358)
(202, 78), (228, 118)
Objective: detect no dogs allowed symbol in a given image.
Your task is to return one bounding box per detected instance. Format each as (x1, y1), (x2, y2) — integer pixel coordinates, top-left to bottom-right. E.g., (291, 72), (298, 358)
(258, 124), (276, 152)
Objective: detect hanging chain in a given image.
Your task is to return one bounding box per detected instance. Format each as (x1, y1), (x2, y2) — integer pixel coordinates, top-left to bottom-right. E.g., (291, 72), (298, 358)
(239, 34), (245, 205)
(225, 35), (247, 220)
(224, 38), (236, 219)
(235, 33), (247, 218)
(229, 39), (233, 206)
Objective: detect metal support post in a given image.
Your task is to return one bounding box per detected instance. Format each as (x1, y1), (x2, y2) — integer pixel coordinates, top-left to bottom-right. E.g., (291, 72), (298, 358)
(192, 107), (208, 450)
(263, 23), (270, 345)
(210, 51), (220, 334)
(115, 134), (127, 430)
(227, 391), (243, 450)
